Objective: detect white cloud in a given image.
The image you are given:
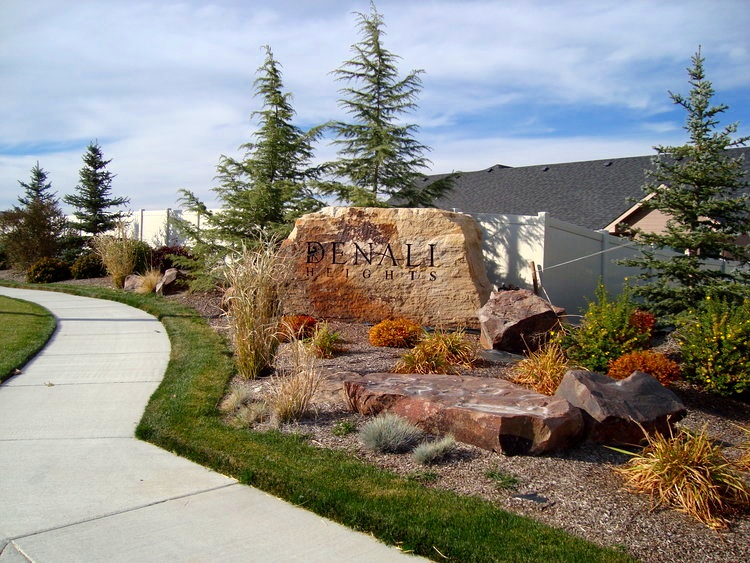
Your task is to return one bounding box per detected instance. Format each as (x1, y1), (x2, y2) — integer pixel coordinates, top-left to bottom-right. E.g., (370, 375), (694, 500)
(1, 0), (749, 212)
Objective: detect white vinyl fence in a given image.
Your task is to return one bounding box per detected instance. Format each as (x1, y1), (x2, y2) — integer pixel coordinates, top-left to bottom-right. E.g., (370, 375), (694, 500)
(471, 212), (742, 316)
(116, 207), (742, 317)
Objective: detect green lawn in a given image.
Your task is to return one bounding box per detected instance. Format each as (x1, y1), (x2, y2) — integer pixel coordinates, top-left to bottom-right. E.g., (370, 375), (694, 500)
(0, 295), (57, 382)
(0, 280), (634, 562)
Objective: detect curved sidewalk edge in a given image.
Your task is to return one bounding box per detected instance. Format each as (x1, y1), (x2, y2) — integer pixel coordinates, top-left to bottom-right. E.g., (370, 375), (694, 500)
(0, 287), (422, 562)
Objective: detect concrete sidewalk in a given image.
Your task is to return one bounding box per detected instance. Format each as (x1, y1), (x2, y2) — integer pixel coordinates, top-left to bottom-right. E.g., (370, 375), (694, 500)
(0, 287), (422, 562)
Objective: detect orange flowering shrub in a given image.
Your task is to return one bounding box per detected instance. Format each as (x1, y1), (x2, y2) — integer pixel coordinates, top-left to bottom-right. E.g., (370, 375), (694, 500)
(629, 309), (656, 339)
(608, 350), (680, 385)
(279, 315), (318, 342)
(368, 318), (423, 348)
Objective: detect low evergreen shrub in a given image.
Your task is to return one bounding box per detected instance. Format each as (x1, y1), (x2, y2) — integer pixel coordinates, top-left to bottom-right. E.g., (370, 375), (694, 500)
(71, 252), (106, 279)
(359, 413), (423, 453)
(26, 257), (71, 283)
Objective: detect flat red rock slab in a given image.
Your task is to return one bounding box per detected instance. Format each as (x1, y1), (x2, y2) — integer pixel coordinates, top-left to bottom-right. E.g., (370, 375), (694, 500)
(344, 373), (583, 456)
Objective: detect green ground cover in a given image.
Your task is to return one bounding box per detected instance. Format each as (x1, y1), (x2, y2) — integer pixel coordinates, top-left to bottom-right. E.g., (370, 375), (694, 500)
(0, 295), (56, 382)
(0, 280), (633, 562)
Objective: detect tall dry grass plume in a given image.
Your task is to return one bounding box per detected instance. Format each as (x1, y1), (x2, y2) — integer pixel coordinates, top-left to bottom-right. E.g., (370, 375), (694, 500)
(222, 240), (286, 379)
(265, 339), (324, 423)
(91, 221), (136, 288)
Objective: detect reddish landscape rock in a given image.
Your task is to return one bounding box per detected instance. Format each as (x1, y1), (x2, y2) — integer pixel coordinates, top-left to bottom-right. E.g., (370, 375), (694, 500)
(344, 373), (584, 455)
(477, 289), (565, 353)
(554, 369), (687, 445)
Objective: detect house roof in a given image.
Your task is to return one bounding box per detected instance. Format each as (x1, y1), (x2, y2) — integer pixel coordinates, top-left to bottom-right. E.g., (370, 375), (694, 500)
(425, 147), (750, 230)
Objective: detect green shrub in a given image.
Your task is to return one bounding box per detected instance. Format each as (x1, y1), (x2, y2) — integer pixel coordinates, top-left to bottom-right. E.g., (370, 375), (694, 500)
(369, 318), (423, 348)
(132, 240), (152, 274)
(71, 252), (107, 279)
(607, 350), (681, 386)
(562, 284), (652, 373)
(0, 242), (8, 270)
(394, 328), (478, 374)
(675, 296), (750, 396)
(331, 420), (358, 437)
(413, 435), (456, 465)
(358, 413), (423, 453)
(26, 257), (71, 283)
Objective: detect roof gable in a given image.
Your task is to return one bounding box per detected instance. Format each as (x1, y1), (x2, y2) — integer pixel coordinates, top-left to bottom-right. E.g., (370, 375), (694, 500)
(428, 148), (750, 230)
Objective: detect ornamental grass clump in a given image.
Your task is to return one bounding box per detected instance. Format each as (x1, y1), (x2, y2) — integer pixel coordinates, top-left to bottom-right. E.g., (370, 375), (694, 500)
(562, 284), (652, 373)
(265, 340), (323, 424)
(394, 328), (478, 374)
(222, 242), (285, 380)
(368, 318), (424, 348)
(511, 340), (568, 395)
(737, 425), (750, 472)
(91, 222), (137, 288)
(413, 435), (456, 465)
(675, 296), (750, 396)
(612, 425), (750, 529)
(359, 413), (423, 453)
(607, 350), (681, 386)
(135, 268), (162, 294)
(308, 321), (344, 359)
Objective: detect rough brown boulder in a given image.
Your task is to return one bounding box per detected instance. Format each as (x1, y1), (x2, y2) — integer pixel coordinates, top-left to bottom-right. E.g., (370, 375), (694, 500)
(278, 207), (492, 328)
(344, 373), (584, 455)
(554, 369), (687, 445)
(477, 289), (565, 353)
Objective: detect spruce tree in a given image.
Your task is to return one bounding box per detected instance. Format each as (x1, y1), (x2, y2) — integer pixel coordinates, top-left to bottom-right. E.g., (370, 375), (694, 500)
(622, 49), (750, 318)
(325, 2), (453, 207)
(174, 46), (323, 287)
(0, 163), (67, 269)
(64, 141), (129, 236)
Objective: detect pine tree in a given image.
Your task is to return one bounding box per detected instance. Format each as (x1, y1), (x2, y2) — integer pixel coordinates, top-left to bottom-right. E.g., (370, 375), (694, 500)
(325, 2), (453, 207)
(174, 46), (323, 287)
(64, 142), (129, 236)
(0, 163), (67, 269)
(621, 49), (750, 318)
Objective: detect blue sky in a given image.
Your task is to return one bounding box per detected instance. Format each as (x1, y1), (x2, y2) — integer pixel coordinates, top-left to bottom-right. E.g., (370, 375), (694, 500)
(2, 0), (749, 212)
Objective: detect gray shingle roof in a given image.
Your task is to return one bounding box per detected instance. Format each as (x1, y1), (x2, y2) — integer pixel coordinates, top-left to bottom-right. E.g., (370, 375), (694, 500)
(426, 147), (750, 230)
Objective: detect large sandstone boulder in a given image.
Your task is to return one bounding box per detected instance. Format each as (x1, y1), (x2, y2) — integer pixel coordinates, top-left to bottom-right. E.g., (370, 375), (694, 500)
(278, 207), (492, 328)
(478, 289), (565, 353)
(344, 373), (584, 456)
(554, 369), (687, 445)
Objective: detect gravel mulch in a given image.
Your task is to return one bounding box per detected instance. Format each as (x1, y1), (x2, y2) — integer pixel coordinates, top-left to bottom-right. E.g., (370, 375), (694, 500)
(4, 271), (747, 562)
